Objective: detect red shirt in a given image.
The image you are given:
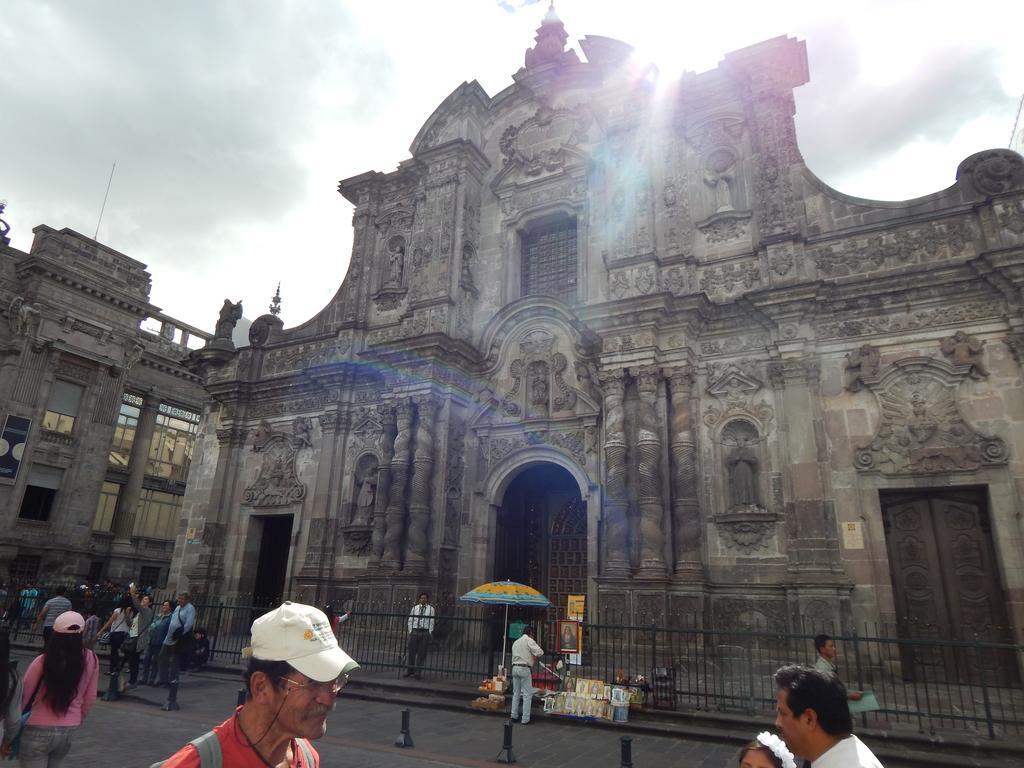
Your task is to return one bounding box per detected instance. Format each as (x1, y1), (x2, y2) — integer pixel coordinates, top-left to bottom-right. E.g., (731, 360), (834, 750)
(160, 708), (319, 768)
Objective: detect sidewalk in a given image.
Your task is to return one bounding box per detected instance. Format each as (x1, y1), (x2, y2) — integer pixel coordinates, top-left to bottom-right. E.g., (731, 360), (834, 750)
(10, 647), (1024, 768)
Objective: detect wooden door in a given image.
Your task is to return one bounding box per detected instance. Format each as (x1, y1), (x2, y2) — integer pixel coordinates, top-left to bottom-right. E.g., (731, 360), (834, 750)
(882, 489), (1017, 684)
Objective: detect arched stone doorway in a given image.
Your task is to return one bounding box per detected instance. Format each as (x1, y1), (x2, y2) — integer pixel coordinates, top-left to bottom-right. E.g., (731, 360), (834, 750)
(494, 463), (586, 612)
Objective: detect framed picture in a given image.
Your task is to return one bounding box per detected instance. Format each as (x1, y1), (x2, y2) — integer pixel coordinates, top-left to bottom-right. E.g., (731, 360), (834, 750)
(557, 619), (580, 653)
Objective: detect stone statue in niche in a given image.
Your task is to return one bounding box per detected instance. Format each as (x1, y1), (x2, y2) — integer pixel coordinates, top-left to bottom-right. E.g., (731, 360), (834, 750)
(703, 148), (738, 213)
(351, 454), (379, 525)
(845, 344), (881, 391)
(385, 236), (405, 287)
(940, 331), (988, 379)
(722, 420), (761, 510)
(214, 299), (243, 340)
(528, 360), (550, 413)
(460, 243), (476, 292)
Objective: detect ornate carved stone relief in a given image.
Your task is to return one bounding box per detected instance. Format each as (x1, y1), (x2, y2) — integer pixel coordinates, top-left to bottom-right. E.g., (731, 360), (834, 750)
(698, 261), (761, 298)
(481, 427), (586, 468)
(713, 596), (786, 633)
(607, 264), (660, 300)
(703, 360), (774, 431)
(498, 329), (578, 419)
(958, 149), (1024, 197)
(716, 519), (775, 555)
(366, 306), (449, 346)
(700, 334), (769, 356)
(243, 420), (308, 506)
(939, 331), (988, 379)
(844, 344), (881, 392)
(812, 220), (973, 278)
(816, 301), (1001, 340)
(855, 358), (1008, 475)
(499, 100), (591, 179)
(996, 200), (1024, 235)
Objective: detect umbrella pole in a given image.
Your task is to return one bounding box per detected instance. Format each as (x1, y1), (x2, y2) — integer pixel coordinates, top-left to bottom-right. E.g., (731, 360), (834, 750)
(501, 603), (509, 675)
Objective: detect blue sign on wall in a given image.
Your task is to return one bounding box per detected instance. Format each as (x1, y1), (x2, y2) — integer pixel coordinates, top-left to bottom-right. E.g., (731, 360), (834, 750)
(0, 414), (32, 483)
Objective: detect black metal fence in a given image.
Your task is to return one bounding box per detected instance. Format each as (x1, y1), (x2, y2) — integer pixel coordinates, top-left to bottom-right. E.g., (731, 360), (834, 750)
(4, 588), (1021, 739)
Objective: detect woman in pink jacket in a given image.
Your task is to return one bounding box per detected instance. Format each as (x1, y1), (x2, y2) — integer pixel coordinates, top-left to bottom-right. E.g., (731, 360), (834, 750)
(14, 611), (99, 767)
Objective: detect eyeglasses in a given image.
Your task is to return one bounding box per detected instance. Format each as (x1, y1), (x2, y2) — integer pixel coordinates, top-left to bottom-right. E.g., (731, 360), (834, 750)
(280, 674), (348, 696)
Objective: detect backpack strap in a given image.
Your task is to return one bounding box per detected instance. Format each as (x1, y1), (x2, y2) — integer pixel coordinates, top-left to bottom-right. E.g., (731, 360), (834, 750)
(190, 731), (222, 768)
(296, 738), (316, 766)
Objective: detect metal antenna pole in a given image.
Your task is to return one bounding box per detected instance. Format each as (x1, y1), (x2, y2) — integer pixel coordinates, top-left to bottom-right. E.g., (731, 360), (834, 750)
(94, 161), (117, 241)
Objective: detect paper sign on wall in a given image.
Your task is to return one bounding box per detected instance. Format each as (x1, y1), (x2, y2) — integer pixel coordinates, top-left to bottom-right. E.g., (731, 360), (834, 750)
(842, 522), (865, 550)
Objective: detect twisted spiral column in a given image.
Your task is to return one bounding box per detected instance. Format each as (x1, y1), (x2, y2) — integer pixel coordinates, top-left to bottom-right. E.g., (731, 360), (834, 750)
(634, 365), (667, 577)
(667, 367), (702, 575)
(600, 369), (630, 577)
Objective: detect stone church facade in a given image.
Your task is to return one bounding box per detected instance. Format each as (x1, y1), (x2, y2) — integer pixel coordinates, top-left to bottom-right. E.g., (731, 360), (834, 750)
(173, 12), (1024, 649)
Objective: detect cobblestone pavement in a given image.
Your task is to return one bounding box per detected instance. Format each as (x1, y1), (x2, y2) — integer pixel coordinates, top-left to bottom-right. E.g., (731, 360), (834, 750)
(52, 666), (737, 768)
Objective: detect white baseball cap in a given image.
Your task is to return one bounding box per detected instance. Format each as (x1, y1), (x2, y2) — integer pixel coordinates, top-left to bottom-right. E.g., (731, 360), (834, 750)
(247, 601), (359, 681)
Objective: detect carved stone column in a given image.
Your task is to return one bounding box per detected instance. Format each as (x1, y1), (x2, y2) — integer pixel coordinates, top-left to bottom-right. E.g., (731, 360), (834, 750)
(380, 399), (413, 571)
(768, 357), (841, 573)
(299, 411), (342, 583)
(111, 394), (159, 539)
(404, 395), (439, 573)
(179, 423), (249, 595)
(667, 367), (702, 575)
(633, 365), (667, 577)
(370, 406), (397, 563)
(600, 369), (630, 577)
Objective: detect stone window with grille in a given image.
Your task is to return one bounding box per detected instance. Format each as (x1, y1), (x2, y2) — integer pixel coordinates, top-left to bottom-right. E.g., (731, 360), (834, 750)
(520, 217), (577, 303)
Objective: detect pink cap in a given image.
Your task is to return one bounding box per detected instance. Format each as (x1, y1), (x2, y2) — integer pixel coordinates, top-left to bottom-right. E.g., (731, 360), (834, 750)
(53, 611), (85, 634)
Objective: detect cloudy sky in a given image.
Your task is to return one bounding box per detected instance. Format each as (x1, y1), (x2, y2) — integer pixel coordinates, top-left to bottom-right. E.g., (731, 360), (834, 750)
(2, 1), (1022, 334)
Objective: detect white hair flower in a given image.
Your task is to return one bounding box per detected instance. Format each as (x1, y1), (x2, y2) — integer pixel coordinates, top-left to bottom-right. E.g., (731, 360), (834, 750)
(756, 731), (796, 768)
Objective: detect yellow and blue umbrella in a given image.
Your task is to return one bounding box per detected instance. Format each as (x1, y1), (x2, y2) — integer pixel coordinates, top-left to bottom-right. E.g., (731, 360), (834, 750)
(461, 580), (551, 673)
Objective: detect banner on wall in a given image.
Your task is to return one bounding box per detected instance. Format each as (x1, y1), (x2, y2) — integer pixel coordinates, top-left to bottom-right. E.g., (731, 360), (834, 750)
(0, 414), (31, 483)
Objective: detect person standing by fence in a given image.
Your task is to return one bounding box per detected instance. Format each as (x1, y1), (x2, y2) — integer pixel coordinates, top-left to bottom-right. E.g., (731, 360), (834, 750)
(143, 600), (173, 686)
(158, 593), (195, 690)
(125, 588), (154, 689)
(509, 625), (543, 725)
(32, 588), (71, 647)
(813, 635), (862, 703)
(403, 592), (434, 680)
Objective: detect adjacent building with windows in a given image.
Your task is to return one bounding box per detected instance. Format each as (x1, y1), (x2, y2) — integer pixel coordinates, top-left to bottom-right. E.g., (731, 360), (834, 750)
(0, 217), (207, 587)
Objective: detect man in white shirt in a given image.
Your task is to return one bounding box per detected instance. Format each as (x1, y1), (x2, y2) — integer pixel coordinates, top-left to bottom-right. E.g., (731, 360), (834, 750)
(774, 665), (884, 767)
(509, 625), (543, 725)
(404, 592), (435, 680)
(813, 634), (863, 703)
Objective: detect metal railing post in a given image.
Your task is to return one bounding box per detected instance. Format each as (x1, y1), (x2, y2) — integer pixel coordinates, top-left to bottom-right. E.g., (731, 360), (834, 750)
(974, 635), (996, 740)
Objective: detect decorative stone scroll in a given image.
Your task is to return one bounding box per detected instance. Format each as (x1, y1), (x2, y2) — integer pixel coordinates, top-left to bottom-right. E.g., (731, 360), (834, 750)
(855, 358), (1008, 475)
(243, 421), (308, 507)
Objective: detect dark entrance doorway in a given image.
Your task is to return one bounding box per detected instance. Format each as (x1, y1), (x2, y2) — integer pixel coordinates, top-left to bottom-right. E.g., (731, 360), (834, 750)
(881, 488), (1018, 684)
(495, 464), (586, 616)
(252, 514), (293, 607)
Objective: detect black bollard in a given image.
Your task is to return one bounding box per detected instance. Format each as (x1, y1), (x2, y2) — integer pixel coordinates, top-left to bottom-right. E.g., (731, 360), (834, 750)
(620, 737), (633, 768)
(495, 719), (517, 764)
(103, 669), (121, 702)
(237, 687), (247, 707)
(394, 707), (414, 748)
(161, 674), (180, 711)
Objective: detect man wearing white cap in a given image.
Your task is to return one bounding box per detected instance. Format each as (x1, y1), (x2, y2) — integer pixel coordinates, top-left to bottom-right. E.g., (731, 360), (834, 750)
(154, 602), (358, 768)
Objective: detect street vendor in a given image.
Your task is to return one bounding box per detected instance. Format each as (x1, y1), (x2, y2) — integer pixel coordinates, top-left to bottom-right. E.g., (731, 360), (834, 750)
(509, 625), (543, 725)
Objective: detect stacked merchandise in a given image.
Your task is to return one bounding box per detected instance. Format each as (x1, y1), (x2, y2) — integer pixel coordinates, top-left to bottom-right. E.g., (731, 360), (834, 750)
(542, 677), (612, 720)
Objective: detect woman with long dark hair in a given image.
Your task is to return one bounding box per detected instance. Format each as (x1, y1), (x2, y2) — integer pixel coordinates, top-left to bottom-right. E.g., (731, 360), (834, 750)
(13, 611), (98, 767)
(0, 628), (24, 756)
(97, 596), (133, 676)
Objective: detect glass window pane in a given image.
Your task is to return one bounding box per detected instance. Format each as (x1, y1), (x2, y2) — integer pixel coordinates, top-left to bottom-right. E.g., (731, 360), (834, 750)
(47, 380), (85, 416)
